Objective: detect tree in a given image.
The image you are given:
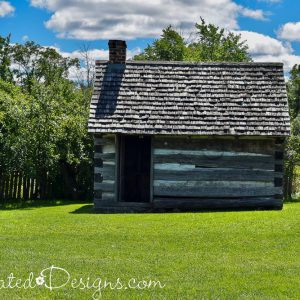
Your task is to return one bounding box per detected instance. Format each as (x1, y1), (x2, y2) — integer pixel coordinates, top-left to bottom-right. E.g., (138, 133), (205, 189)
(133, 26), (186, 61)
(0, 80), (31, 173)
(284, 65), (300, 198)
(185, 18), (251, 62)
(133, 19), (251, 62)
(0, 35), (13, 82)
(12, 41), (79, 92)
(287, 65), (300, 119)
(78, 43), (96, 88)
(0, 37), (93, 200)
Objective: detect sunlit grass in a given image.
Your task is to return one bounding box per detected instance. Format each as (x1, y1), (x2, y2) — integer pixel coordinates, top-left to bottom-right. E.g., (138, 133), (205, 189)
(0, 202), (299, 299)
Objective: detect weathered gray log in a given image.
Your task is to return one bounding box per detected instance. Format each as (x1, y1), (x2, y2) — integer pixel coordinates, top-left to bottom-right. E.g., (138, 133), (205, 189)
(101, 192), (115, 201)
(154, 154), (274, 170)
(154, 168), (276, 181)
(94, 181), (115, 192)
(153, 197), (283, 210)
(154, 185), (281, 197)
(95, 153), (116, 161)
(95, 166), (115, 178)
(153, 137), (274, 155)
(94, 137), (115, 146)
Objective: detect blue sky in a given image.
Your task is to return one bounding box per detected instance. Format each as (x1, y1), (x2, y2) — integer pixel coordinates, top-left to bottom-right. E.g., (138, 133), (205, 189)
(1, 0), (300, 72)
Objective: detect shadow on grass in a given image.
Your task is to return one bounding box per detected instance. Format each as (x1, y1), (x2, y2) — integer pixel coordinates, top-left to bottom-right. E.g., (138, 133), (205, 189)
(70, 205), (293, 215)
(70, 205), (95, 214)
(2, 199), (299, 214)
(0, 200), (92, 211)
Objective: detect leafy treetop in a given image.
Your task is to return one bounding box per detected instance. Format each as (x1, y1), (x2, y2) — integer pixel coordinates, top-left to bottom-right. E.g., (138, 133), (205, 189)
(133, 18), (252, 62)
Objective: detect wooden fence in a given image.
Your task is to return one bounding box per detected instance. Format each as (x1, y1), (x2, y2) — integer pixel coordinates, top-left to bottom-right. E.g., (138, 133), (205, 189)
(0, 172), (52, 202)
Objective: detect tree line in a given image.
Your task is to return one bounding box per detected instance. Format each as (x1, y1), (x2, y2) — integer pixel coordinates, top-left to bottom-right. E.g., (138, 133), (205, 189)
(0, 35), (93, 200)
(0, 19), (299, 200)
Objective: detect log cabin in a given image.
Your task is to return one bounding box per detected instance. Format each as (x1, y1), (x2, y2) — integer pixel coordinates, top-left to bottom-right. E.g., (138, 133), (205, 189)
(88, 40), (290, 212)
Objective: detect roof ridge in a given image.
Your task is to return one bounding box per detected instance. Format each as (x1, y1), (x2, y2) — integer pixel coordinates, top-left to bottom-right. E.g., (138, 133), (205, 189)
(95, 60), (284, 67)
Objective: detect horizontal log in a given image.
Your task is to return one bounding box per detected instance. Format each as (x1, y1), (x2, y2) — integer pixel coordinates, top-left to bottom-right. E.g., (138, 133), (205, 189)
(94, 197), (283, 212)
(154, 180), (273, 188)
(154, 148), (271, 157)
(103, 161), (115, 166)
(154, 137), (274, 155)
(94, 181), (115, 192)
(153, 197), (283, 210)
(102, 144), (116, 154)
(94, 152), (116, 161)
(154, 185), (281, 197)
(95, 165), (115, 174)
(154, 153), (274, 170)
(98, 201), (152, 207)
(94, 166), (115, 180)
(154, 168), (276, 182)
(102, 192), (116, 201)
(94, 142), (115, 155)
(94, 137), (115, 146)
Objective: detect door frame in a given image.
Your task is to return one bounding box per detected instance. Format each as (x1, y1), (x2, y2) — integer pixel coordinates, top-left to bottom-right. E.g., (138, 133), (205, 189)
(117, 134), (153, 203)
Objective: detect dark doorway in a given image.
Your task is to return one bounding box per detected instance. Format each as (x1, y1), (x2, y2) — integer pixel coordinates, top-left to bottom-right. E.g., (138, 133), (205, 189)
(119, 135), (151, 202)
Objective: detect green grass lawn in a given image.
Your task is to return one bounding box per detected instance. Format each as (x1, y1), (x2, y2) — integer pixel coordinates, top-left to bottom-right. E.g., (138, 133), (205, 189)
(0, 201), (299, 300)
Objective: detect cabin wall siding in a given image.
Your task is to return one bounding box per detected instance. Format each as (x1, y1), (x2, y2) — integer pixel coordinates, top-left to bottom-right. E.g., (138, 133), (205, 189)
(93, 134), (117, 208)
(92, 134), (285, 212)
(153, 136), (282, 209)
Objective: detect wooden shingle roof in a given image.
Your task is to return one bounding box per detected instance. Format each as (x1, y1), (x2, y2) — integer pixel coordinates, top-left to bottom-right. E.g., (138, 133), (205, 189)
(88, 61), (290, 136)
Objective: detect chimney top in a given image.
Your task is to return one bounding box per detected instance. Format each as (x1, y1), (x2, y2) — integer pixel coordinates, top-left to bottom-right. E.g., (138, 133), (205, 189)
(108, 40), (127, 64)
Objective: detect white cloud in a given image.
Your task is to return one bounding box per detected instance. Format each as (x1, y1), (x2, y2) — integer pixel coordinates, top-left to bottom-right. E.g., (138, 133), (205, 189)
(0, 1), (15, 17)
(238, 30), (292, 56)
(238, 30), (300, 72)
(54, 46), (140, 61)
(47, 45), (141, 81)
(278, 22), (300, 42)
(30, 0), (267, 40)
(253, 53), (300, 72)
(22, 35), (29, 41)
(239, 7), (266, 21)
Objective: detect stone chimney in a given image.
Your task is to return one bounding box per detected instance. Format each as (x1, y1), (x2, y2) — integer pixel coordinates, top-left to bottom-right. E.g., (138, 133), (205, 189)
(108, 40), (127, 64)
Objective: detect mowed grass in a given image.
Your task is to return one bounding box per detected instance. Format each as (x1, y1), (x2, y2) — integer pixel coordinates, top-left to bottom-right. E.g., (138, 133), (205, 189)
(0, 201), (299, 300)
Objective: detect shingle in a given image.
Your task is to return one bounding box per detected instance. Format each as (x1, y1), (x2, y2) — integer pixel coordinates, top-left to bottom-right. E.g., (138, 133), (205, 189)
(88, 61), (290, 136)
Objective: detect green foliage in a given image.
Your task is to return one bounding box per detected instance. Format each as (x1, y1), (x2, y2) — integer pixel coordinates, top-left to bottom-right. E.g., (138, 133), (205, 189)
(186, 18), (251, 62)
(287, 65), (300, 120)
(12, 41), (79, 93)
(133, 18), (252, 62)
(0, 34), (13, 82)
(0, 36), (92, 199)
(0, 80), (32, 172)
(285, 65), (300, 198)
(134, 26), (186, 61)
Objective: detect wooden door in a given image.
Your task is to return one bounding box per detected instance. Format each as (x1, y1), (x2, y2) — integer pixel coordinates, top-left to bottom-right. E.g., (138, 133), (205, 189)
(120, 135), (151, 202)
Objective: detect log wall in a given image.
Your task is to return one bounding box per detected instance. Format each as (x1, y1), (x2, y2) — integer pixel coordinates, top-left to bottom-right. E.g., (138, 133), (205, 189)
(93, 134), (117, 208)
(93, 134), (285, 212)
(152, 136), (283, 210)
